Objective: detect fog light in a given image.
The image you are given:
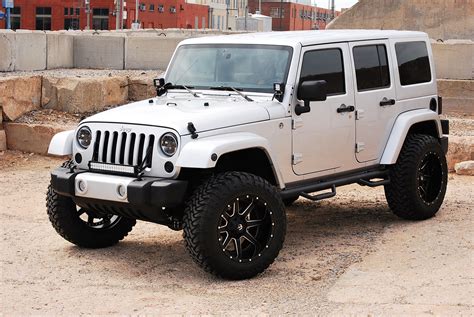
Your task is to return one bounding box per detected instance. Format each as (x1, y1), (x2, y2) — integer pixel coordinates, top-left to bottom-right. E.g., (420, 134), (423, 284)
(117, 184), (127, 199)
(75, 153), (82, 164)
(164, 161), (174, 173)
(77, 180), (87, 193)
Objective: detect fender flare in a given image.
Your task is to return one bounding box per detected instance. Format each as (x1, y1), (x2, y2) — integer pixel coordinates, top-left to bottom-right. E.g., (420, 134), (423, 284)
(380, 109), (442, 165)
(175, 132), (285, 188)
(48, 130), (74, 156)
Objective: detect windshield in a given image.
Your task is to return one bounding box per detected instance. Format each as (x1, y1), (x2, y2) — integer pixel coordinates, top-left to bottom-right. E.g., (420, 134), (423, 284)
(165, 44), (293, 93)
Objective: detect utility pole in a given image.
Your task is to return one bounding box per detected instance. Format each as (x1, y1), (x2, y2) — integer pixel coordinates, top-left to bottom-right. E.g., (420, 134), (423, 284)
(2, 0), (14, 30)
(279, 0), (283, 30)
(5, 7), (10, 29)
(85, 0), (90, 30)
(226, 0), (229, 30)
(330, 0), (335, 20)
(120, 0), (124, 30)
(115, 0), (120, 29)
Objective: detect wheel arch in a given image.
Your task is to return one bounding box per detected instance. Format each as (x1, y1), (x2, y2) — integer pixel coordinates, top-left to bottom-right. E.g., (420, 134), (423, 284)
(48, 130), (75, 156)
(175, 132), (284, 188)
(380, 109), (443, 165)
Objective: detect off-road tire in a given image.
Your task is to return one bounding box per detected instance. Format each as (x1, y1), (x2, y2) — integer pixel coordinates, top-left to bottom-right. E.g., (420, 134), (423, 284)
(46, 185), (136, 248)
(183, 172), (286, 280)
(283, 196), (299, 207)
(384, 134), (447, 220)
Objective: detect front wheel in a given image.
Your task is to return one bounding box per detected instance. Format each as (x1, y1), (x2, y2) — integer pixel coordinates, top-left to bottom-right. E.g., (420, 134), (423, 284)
(183, 172), (286, 280)
(46, 185), (136, 248)
(384, 134), (448, 220)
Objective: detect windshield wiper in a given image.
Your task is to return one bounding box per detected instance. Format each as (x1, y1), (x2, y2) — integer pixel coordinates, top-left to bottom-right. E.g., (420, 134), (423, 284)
(209, 86), (253, 102)
(167, 84), (200, 98)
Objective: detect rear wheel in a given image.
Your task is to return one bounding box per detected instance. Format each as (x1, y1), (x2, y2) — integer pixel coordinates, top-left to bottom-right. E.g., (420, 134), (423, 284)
(183, 172), (286, 280)
(384, 134), (448, 220)
(46, 185), (136, 248)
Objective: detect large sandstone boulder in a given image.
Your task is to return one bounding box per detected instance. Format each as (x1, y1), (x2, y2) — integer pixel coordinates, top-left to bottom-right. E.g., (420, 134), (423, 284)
(42, 76), (128, 113)
(454, 161), (474, 176)
(4, 122), (75, 154)
(0, 129), (6, 151)
(128, 73), (158, 101)
(447, 136), (474, 172)
(0, 76), (42, 121)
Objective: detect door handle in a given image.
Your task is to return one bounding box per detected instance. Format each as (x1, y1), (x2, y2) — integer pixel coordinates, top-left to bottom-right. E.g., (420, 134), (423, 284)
(380, 98), (396, 106)
(337, 104), (355, 113)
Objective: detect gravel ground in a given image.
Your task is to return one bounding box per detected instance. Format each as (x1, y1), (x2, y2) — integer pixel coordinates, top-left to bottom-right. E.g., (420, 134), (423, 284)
(0, 69), (164, 78)
(0, 152), (472, 315)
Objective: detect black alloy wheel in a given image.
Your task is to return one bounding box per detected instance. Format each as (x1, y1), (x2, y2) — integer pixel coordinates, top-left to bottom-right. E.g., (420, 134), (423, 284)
(77, 207), (122, 230)
(183, 171), (286, 280)
(417, 152), (443, 204)
(218, 194), (274, 263)
(384, 134), (448, 220)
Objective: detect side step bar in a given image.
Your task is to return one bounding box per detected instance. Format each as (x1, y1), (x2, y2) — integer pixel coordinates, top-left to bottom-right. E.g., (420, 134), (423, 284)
(281, 169), (389, 201)
(300, 185), (336, 202)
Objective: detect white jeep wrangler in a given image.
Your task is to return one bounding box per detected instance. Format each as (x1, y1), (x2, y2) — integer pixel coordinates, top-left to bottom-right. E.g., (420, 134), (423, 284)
(47, 30), (449, 280)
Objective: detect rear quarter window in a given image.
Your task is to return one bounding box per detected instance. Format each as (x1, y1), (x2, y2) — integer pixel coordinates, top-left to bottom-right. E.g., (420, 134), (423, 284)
(395, 41), (432, 86)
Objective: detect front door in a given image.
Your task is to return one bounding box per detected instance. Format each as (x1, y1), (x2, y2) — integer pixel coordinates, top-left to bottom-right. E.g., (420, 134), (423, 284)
(292, 43), (356, 176)
(349, 40), (397, 162)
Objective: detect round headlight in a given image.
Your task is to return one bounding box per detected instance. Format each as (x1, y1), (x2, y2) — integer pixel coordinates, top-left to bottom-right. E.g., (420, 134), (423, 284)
(76, 126), (92, 149)
(160, 133), (178, 157)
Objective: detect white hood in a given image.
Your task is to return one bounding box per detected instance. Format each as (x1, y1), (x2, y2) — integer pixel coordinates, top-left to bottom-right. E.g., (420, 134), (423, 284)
(83, 93), (285, 135)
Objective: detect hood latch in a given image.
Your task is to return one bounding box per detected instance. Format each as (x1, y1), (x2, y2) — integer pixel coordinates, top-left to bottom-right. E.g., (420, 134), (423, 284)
(187, 122), (199, 139)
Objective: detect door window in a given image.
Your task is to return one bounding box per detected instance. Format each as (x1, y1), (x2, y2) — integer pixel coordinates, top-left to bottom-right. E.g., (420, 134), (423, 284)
(300, 49), (345, 95)
(395, 41), (431, 86)
(353, 44), (390, 91)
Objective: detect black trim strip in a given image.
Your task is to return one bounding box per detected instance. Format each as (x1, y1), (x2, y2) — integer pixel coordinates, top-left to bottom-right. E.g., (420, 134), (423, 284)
(281, 167), (388, 199)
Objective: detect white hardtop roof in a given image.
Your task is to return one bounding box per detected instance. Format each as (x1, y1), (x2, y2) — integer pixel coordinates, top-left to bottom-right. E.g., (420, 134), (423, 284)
(180, 30), (428, 47)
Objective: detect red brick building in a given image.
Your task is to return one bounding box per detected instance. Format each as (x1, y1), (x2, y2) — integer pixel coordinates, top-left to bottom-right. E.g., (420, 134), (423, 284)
(248, 0), (339, 31)
(0, 0), (209, 30)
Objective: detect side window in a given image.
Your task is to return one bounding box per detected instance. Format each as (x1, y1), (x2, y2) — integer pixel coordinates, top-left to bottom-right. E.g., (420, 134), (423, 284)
(300, 48), (345, 95)
(353, 44), (390, 91)
(395, 41), (431, 86)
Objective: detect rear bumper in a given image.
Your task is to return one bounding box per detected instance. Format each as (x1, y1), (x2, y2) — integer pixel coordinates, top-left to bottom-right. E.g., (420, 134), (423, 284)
(51, 167), (188, 213)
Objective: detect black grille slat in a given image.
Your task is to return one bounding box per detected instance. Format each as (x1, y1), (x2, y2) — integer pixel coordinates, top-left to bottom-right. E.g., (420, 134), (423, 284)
(119, 133), (127, 164)
(146, 135), (155, 168)
(111, 132), (118, 163)
(102, 131), (110, 163)
(137, 134), (145, 165)
(128, 133), (136, 165)
(92, 131), (101, 161)
(90, 129), (154, 169)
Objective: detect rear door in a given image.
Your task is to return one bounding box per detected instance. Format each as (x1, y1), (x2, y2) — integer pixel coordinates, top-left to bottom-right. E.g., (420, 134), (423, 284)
(349, 40), (397, 163)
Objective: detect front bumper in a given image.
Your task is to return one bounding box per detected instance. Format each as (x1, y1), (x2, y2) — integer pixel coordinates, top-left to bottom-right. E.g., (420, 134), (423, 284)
(51, 167), (188, 223)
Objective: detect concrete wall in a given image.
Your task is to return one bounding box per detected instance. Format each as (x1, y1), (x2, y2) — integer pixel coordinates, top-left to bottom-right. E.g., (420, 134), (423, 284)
(14, 31), (47, 71)
(47, 33), (74, 69)
(0, 31), (15, 72)
(73, 35), (125, 69)
(1, 28), (472, 80)
(432, 41), (474, 80)
(125, 35), (183, 70)
(0, 29), (239, 72)
(327, 0), (474, 41)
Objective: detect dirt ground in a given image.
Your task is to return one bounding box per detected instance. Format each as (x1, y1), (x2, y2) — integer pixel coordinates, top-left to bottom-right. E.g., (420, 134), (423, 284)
(0, 152), (472, 315)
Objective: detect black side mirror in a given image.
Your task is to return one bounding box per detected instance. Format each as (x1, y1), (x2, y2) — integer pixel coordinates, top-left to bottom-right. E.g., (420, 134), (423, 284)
(295, 80), (328, 115)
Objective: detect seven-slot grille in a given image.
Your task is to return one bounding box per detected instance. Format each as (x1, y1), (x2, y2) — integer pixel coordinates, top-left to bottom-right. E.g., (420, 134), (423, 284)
(92, 130), (155, 167)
